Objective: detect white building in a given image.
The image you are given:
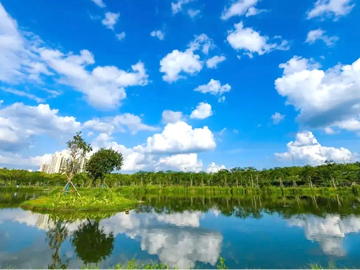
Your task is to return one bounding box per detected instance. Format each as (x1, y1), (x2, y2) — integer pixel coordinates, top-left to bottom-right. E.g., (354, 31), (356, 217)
(40, 151), (87, 174)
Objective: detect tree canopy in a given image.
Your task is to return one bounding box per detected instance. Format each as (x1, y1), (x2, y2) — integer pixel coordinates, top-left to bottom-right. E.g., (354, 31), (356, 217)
(86, 148), (123, 186)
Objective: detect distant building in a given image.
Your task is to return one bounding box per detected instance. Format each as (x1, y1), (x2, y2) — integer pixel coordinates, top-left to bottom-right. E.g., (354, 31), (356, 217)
(39, 151), (87, 174)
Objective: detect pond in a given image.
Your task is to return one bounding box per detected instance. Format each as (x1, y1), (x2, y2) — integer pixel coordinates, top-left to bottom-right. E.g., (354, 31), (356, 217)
(1, 192), (360, 268)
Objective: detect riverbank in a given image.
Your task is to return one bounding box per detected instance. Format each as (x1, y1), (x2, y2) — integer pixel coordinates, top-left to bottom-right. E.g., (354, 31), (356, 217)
(116, 185), (360, 197)
(20, 189), (138, 212)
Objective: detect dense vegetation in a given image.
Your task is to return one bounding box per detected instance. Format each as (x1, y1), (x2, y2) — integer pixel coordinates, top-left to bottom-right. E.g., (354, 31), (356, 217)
(1, 161), (360, 189)
(21, 189), (138, 212)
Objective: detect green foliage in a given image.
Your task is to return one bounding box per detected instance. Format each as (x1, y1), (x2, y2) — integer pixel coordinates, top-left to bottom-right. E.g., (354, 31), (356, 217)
(217, 257), (227, 269)
(71, 220), (114, 264)
(86, 148), (123, 186)
(20, 189), (138, 212)
(62, 132), (92, 181)
(2, 161), (360, 192)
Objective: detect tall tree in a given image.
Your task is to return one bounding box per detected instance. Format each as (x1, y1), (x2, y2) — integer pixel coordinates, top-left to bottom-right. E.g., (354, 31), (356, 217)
(62, 132), (92, 196)
(86, 148), (123, 187)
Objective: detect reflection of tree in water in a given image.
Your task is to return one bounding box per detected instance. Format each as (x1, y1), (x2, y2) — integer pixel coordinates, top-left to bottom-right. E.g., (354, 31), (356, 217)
(135, 195), (360, 218)
(71, 220), (114, 265)
(46, 219), (69, 269)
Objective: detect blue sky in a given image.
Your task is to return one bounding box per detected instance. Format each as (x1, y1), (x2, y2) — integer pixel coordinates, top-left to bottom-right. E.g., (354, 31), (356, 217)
(0, 0), (359, 172)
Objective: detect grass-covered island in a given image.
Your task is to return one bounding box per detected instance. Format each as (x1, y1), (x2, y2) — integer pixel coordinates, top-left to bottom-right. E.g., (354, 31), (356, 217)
(21, 188), (138, 213)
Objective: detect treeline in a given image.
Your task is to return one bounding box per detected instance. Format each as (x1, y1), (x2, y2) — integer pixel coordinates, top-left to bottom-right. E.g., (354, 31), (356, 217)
(1, 162), (360, 188)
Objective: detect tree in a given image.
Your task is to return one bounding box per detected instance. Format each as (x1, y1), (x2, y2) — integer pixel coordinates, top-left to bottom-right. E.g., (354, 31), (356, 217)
(86, 148), (123, 187)
(61, 132), (92, 196)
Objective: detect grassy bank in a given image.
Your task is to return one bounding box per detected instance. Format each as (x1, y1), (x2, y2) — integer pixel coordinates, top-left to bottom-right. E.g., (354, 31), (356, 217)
(20, 189), (138, 212)
(116, 185), (360, 197)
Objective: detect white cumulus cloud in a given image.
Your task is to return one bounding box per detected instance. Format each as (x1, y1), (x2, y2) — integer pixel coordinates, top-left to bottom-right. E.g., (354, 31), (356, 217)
(190, 102), (213, 120)
(146, 121), (216, 154)
(171, 0), (195, 14)
(150, 30), (165, 40)
(227, 22), (290, 57)
(188, 9), (201, 18)
(275, 56), (360, 132)
(275, 131), (357, 165)
(195, 79), (231, 96)
(305, 29), (339, 46)
(102, 12), (120, 30)
(221, 0), (259, 20)
(206, 162), (226, 173)
(157, 153), (203, 172)
(206, 55), (226, 69)
(307, 0), (355, 20)
(271, 112), (285, 125)
(0, 102), (81, 152)
(116, 32), (126, 40)
(83, 113), (157, 135)
(160, 35), (213, 83)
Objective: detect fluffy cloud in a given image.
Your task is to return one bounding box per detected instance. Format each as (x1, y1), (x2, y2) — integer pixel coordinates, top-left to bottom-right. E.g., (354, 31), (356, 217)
(275, 132), (357, 165)
(0, 152), (52, 169)
(271, 112), (285, 125)
(157, 153), (203, 172)
(288, 214), (360, 256)
(162, 110), (183, 124)
(146, 121), (216, 154)
(194, 79), (231, 96)
(160, 34), (213, 82)
(160, 50), (202, 83)
(171, 0), (195, 14)
(91, 0), (106, 8)
(187, 9), (201, 18)
(275, 56), (360, 132)
(40, 49), (148, 108)
(221, 0), (259, 20)
(84, 114), (157, 135)
(227, 22), (289, 56)
(307, 0), (355, 20)
(91, 133), (151, 171)
(0, 102), (81, 152)
(190, 102), (213, 119)
(0, 3), (51, 84)
(206, 162), (226, 173)
(116, 32), (126, 40)
(90, 121), (215, 171)
(206, 55), (226, 69)
(102, 12), (120, 30)
(150, 30), (165, 40)
(0, 4), (148, 109)
(305, 29), (339, 46)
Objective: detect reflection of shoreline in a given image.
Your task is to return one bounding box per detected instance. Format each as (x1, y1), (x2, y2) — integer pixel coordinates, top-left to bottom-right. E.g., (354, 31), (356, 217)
(287, 214), (360, 256)
(1, 209), (222, 269)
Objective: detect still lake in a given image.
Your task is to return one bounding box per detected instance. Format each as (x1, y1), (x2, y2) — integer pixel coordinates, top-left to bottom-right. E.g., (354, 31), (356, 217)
(1, 192), (360, 269)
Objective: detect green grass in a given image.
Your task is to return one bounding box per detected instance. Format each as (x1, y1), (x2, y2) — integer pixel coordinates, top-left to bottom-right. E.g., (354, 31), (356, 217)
(20, 188), (138, 213)
(116, 185), (357, 197)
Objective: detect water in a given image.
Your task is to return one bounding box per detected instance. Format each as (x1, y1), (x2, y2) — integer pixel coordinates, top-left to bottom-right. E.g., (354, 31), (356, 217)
(1, 192), (360, 269)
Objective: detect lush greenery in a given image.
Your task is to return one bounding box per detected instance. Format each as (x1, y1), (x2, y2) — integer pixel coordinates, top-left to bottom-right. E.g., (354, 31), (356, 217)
(86, 148), (123, 187)
(1, 162), (360, 189)
(20, 189), (138, 212)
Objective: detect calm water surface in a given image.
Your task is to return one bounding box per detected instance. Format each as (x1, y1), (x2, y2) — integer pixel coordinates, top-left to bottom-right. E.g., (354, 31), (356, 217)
(1, 192), (360, 268)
